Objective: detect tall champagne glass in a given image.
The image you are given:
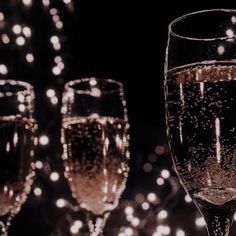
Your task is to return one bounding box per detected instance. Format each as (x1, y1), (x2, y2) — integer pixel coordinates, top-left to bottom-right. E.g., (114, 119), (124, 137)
(61, 78), (129, 236)
(0, 80), (36, 235)
(165, 9), (236, 236)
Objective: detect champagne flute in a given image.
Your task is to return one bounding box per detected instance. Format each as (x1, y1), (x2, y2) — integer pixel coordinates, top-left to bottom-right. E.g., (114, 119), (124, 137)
(165, 9), (236, 236)
(61, 78), (129, 236)
(0, 80), (36, 236)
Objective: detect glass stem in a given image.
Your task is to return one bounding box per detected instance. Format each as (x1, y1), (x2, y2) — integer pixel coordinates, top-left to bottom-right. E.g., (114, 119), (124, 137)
(199, 205), (234, 236)
(87, 212), (110, 236)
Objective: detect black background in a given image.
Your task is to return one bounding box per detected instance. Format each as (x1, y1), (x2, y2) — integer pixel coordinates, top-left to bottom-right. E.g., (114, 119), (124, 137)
(66, 0), (235, 126)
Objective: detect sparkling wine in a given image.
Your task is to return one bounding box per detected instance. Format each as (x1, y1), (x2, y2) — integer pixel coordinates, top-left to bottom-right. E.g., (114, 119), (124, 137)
(166, 63), (236, 205)
(62, 116), (129, 215)
(0, 116), (35, 217)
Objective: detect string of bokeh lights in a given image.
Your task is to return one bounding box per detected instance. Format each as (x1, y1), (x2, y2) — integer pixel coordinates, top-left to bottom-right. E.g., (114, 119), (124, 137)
(33, 0), (72, 208)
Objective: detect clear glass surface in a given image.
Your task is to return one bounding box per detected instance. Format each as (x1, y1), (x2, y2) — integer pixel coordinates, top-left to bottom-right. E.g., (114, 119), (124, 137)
(61, 78), (130, 236)
(165, 9), (236, 236)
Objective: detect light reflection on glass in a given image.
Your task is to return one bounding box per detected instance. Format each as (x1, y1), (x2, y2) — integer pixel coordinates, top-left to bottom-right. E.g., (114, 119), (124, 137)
(13, 133), (18, 146)
(215, 117), (221, 163)
(200, 82), (204, 99)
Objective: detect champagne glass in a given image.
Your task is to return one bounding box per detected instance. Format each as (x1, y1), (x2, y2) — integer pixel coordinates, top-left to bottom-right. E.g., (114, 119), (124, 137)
(0, 80), (36, 236)
(61, 78), (129, 236)
(165, 9), (236, 236)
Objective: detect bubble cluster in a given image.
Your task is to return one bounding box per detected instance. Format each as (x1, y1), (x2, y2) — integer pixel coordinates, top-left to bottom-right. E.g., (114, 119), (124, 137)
(62, 116), (129, 215)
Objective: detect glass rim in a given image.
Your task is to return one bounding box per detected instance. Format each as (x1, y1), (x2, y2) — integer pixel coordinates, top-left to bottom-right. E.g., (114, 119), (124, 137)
(64, 77), (124, 95)
(0, 79), (34, 96)
(169, 8), (236, 41)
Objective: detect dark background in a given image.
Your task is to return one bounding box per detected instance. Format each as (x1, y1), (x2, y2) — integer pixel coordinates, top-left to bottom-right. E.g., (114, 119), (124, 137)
(0, 0), (235, 235)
